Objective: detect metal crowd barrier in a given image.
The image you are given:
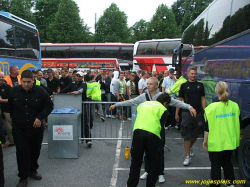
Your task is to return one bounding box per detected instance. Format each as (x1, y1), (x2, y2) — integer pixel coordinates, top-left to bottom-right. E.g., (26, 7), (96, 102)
(81, 101), (134, 141)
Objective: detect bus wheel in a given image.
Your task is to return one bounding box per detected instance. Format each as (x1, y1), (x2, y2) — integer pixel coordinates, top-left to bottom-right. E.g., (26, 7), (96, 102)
(239, 125), (250, 187)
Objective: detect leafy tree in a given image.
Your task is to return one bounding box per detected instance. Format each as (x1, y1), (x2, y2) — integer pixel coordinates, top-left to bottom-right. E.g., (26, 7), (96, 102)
(46, 0), (90, 43)
(34, 0), (61, 42)
(9, 0), (35, 23)
(129, 19), (148, 42)
(94, 3), (130, 42)
(0, 0), (11, 12)
(172, 0), (213, 32)
(147, 4), (181, 39)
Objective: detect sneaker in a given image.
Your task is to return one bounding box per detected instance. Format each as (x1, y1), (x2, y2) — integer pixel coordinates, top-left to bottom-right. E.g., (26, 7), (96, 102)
(87, 141), (92, 147)
(29, 171), (42, 180)
(190, 148), (194, 157)
(183, 156), (191, 166)
(158, 175), (165, 183)
(140, 172), (148, 180)
(111, 115), (116, 119)
(165, 126), (168, 130)
(127, 118), (132, 121)
(108, 115), (112, 118)
(106, 114), (110, 118)
(101, 116), (105, 122)
(16, 179), (28, 187)
(174, 125), (179, 129)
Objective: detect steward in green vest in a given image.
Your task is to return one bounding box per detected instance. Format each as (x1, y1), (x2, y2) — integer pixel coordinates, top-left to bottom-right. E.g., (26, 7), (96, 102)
(91, 82), (101, 101)
(201, 76), (216, 106)
(204, 100), (240, 152)
(167, 76), (187, 96)
(86, 82), (94, 99)
(202, 81), (241, 186)
(127, 93), (171, 187)
(134, 101), (167, 139)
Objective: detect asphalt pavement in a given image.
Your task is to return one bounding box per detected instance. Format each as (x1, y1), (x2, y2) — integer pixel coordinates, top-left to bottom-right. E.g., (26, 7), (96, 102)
(2, 117), (243, 187)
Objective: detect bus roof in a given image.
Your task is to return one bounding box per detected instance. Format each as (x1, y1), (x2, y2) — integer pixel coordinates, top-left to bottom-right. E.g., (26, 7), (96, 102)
(135, 38), (181, 43)
(41, 43), (134, 46)
(0, 11), (37, 29)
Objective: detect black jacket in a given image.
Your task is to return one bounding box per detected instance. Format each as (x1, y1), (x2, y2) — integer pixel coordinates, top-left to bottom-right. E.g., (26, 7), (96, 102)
(59, 81), (87, 101)
(8, 85), (53, 129)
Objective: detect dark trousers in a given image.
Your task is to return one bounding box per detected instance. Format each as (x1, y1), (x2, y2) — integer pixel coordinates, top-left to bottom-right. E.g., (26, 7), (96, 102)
(127, 130), (162, 187)
(12, 127), (44, 180)
(83, 103), (92, 143)
(0, 146), (4, 187)
(209, 150), (235, 187)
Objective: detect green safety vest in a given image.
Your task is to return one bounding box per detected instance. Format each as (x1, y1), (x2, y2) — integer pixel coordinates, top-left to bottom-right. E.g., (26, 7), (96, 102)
(204, 100), (240, 152)
(117, 79), (126, 94)
(35, 79), (41, 86)
(133, 101), (167, 139)
(91, 82), (101, 101)
(86, 82), (94, 98)
(201, 76), (216, 106)
(167, 76), (187, 96)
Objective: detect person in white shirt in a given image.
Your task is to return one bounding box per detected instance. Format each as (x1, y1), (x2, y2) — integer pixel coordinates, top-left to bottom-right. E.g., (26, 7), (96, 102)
(138, 71), (148, 94)
(162, 68), (178, 129)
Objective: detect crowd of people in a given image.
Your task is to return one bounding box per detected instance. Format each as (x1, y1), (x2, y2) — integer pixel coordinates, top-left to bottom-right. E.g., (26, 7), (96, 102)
(0, 65), (243, 187)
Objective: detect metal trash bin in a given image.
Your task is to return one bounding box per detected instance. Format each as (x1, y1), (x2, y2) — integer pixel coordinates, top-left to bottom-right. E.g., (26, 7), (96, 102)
(48, 94), (82, 158)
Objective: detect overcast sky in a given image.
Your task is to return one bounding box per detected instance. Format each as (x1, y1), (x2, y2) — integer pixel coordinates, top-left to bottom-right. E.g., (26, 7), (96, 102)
(74, 0), (177, 33)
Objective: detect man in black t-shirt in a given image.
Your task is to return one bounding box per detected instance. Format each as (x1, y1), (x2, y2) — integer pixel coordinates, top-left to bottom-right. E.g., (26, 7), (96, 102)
(176, 67), (206, 166)
(46, 68), (60, 93)
(59, 67), (72, 90)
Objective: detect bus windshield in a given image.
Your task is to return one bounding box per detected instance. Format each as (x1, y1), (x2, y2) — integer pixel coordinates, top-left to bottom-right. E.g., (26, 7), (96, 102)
(0, 11), (41, 75)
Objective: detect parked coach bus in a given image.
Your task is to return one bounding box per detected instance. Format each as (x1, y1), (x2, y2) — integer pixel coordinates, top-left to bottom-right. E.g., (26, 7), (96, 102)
(133, 38), (193, 73)
(173, 0), (250, 185)
(0, 12), (41, 75)
(41, 43), (134, 71)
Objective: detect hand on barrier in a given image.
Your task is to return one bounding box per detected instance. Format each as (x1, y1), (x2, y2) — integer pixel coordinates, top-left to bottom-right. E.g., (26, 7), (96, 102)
(109, 105), (116, 111)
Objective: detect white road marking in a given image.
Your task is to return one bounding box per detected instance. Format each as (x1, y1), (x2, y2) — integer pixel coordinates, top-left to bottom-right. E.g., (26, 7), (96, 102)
(115, 167), (239, 171)
(110, 121), (124, 187)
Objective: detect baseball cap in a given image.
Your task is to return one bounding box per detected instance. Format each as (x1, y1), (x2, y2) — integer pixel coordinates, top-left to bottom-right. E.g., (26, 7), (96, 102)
(76, 72), (84, 77)
(32, 70), (37, 73)
(47, 68), (53, 73)
(169, 68), (174, 73)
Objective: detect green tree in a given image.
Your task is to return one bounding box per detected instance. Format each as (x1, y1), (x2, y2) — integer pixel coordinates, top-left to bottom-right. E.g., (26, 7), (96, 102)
(46, 0), (90, 43)
(147, 4), (180, 39)
(0, 0), (11, 12)
(129, 19), (148, 42)
(94, 3), (130, 42)
(172, 0), (213, 32)
(9, 0), (35, 23)
(34, 0), (60, 42)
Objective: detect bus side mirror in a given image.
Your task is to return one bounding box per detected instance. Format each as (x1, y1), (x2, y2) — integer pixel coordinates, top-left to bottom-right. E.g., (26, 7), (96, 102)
(172, 53), (177, 67)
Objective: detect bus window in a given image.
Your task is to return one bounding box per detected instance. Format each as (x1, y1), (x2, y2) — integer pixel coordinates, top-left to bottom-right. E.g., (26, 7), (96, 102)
(120, 46), (133, 60)
(0, 21), (15, 56)
(94, 46), (119, 58)
(70, 46), (94, 58)
(45, 46), (70, 58)
(15, 27), (40, 59)
(157, 41), (180, 55)
(136, 42), (157, 55)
